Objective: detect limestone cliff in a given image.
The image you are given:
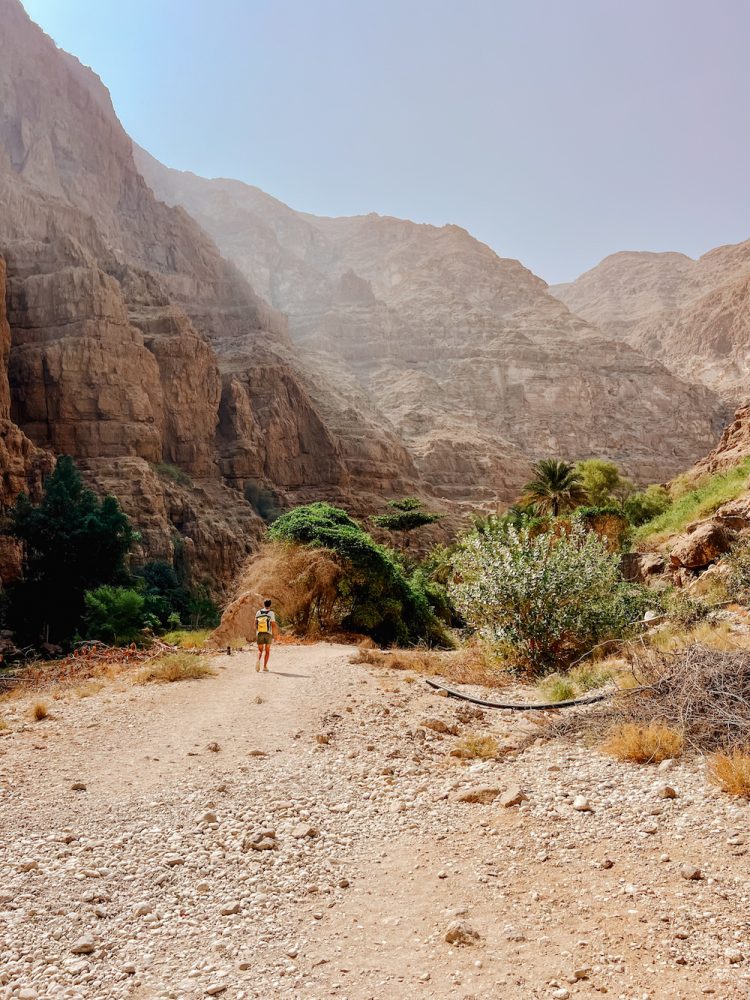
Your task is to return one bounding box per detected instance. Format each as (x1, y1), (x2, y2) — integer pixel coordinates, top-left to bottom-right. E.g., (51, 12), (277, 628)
(0, 0), (408, 589)
(551, 244), (750, 402)
(135, 149), (729, 500)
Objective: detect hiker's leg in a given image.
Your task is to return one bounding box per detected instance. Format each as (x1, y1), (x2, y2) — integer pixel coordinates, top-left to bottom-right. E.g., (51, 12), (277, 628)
(263, 643), (271, 669)
(256, 643), (263, 671)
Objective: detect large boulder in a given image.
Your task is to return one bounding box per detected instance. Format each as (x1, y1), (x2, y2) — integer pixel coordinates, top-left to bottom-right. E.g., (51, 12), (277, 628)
(669, 521), (735, 569)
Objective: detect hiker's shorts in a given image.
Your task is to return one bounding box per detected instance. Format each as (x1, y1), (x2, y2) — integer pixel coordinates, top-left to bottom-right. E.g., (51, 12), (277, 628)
(256, 632), (273, 645)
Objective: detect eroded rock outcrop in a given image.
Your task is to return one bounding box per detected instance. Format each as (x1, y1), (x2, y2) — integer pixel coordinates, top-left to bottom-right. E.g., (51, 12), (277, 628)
(552, 245), (750, 402)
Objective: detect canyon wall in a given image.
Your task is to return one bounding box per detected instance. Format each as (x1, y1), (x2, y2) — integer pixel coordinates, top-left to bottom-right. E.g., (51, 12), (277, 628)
(0, 0), (418, 589)
(135, 149), (730, 500)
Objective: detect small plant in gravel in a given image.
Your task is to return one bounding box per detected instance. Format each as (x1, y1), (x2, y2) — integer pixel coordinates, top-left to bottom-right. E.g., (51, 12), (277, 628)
(452, 733), (499, 759)
(538, 675), (577, 703)
(31, 701), (49, 722)
(601, 722), (683, 763)
(135, 653), (215, 685)
(708, 749), (750, 797)
(0, 718), (9, 732)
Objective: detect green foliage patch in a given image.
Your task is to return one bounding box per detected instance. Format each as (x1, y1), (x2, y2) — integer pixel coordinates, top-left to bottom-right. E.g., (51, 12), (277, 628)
(635, 458), (750, 543)
(450, 523), (649, 673)
(269, 502), (448, 646)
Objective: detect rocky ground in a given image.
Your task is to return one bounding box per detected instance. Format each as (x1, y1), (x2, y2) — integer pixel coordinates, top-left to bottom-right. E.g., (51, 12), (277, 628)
(1, 643), (749, 1000)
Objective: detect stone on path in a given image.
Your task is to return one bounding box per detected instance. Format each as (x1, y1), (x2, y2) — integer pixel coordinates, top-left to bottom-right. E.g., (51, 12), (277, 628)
(444, 919), (480, 945)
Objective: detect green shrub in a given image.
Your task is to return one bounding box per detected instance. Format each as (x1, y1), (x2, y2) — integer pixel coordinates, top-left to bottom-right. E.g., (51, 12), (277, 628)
(624, 484), (671, 526)
(538, 675), (577, 702)
(575, 459), (634, 507)
(269, 503), (448, 646)
(135, 560), (190, 628)
(663, 589), (713, 628)
(155, 463), (192, 486)
(725, 538), (750, 605)
(83, 586), (149, 645)
(450, 524), (648, 673)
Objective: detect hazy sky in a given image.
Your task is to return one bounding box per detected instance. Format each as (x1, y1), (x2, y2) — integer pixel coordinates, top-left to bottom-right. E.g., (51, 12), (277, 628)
(22, 0), (750, 283)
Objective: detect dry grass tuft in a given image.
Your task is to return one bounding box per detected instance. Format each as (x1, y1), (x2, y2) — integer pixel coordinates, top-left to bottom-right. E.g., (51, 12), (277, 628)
(0, 718), (9, 732)
(708, 750), (750, 797)
(135, 653), (216, 685)
(161, 628), (213, 649)
(452, 733), (500, 759)
(601, 722), (683, 763)
(74, 680), (106, 699)
(538, 675), (577, 703)
(31, 700), (49, 722)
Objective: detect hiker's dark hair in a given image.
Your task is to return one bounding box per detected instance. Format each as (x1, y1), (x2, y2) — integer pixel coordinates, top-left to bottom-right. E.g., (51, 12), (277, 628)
(264, 598), (272, 608)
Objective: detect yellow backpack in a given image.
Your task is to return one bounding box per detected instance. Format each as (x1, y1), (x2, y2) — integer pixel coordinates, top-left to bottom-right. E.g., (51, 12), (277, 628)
(256, 611), (270, 633)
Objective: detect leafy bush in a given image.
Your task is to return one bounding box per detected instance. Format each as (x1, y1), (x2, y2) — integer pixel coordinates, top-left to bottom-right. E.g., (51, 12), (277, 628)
(450, 524), (648, 672)
(268, 503), (447, 646)
(624, 484), (671, 526)
(725, 538), (750, 605)
(155, 463), (192, 486)
(83, 586), (149, 645)
(134, 560), (190, 628)
(244, 480), (283, 523)
(575, 459), (634, 506)
(663, 589), (713, 628)
(635, 458), (750, 543)
(8, 457), (134, 644)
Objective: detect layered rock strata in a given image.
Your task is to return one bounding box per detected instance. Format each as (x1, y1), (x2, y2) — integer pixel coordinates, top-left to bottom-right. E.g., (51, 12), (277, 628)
(552, 245), (750, 402)
(135, 149), (729, 499)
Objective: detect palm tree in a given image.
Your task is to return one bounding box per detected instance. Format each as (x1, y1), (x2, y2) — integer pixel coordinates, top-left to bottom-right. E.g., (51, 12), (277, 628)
(522, 459), (588, 517)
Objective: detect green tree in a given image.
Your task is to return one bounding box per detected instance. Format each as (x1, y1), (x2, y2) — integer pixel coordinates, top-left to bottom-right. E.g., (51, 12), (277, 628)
(83, 586), (149, 645)
(575, 459), (634, 507)
(8, 457), (133, 644)
(522, 459), (588, 517)
(371, 497), (442, 552)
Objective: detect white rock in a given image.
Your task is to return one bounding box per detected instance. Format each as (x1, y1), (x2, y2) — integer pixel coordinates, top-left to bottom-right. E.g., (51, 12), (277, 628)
(572, 796), (592, 812)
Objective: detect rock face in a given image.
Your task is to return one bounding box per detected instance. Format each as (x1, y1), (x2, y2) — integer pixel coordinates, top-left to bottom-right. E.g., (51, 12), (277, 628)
(0, 0), (409, 589)
(551, 245), (750, 402)
(135, 149), (729, 501)
(0, 255), (53, 510)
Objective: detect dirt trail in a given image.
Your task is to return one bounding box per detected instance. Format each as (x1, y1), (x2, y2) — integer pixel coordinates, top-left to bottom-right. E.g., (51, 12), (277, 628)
(1, 643), (749, 1000)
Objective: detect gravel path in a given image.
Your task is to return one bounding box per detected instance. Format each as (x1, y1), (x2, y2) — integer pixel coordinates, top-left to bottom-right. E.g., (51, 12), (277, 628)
(1, 642), (749, 999)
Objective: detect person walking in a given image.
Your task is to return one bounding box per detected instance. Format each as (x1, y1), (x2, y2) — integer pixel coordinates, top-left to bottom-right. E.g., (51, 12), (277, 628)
(255, 598), (279, 672)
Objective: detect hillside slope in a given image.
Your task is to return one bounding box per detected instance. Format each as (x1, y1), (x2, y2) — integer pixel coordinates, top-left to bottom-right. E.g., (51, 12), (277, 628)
(552, 244), (750, 401)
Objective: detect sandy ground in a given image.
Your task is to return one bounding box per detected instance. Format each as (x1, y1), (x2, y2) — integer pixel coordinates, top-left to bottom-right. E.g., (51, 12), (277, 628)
(1, 642), (749, 1000)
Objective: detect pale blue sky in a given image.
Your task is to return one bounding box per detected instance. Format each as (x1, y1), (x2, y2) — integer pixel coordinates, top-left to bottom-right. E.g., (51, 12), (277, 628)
(21, 0), (750, 283)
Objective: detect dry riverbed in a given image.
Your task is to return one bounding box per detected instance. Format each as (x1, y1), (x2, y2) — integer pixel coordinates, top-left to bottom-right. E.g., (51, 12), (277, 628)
(1, 643), (749, 999)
